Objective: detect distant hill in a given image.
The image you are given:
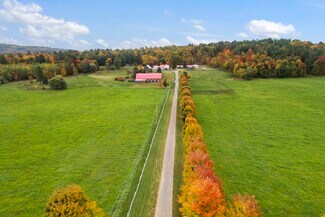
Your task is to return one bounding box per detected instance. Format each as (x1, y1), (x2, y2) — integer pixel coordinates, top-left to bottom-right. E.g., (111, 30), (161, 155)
(0, 43), (68, 54)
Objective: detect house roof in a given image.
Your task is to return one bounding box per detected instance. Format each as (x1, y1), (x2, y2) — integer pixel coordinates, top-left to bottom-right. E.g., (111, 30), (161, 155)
(136, 73), (162, 80)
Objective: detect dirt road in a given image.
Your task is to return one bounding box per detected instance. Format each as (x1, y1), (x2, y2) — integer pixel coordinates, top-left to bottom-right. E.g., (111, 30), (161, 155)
(155, 71), (178, 217)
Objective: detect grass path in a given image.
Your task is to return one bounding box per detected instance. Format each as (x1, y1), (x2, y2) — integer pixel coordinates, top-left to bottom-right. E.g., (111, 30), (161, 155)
(155, 71), (178, 217)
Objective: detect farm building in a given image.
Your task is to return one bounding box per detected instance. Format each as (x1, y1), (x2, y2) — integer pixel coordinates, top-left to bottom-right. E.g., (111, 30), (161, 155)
(135, 73), (162, 82)
(153, 64), (170, 71)
(177, 64), (200, 69)
(187, 64), (200, 69)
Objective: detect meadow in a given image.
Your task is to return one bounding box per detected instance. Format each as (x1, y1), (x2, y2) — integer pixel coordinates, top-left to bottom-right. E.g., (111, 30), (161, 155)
(189, 68), (325, 216)
(0, 70), (169, 216)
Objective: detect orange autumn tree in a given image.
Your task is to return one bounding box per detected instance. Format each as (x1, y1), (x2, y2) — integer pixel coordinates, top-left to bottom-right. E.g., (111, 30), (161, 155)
(179, 178), (226, 217)
(179, 95), (192, 111)
(60, 66), (67, 77)
(312, 55), (325, 76)
(227, 194), (262, 217)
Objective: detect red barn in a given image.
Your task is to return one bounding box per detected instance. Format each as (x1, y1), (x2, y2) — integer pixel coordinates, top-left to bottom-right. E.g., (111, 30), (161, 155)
(135, 73), (162, 82)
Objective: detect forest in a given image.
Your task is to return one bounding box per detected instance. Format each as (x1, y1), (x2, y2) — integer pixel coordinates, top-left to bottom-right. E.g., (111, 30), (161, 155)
(0, 39), (324, 84)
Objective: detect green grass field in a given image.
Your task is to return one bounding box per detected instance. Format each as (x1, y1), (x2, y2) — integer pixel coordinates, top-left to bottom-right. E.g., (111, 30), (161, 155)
(0, 71), (168, 216)
(189, 69), (325, 216)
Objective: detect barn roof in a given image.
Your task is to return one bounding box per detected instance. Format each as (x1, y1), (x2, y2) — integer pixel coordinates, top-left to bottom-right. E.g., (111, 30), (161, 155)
(136, 73), (162, 80)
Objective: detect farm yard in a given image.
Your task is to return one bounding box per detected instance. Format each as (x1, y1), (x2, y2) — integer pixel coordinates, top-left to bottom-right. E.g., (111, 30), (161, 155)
(187, 68), (325, 216)
(0, 3), (324, 213)
(0, 70), (172, 216)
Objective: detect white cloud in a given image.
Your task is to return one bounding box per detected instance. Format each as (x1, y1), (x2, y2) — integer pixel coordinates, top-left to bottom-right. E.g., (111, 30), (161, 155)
(118, 38), (172, 49)
(120, 40), (131, 47)
(78, 39), (89, 46)
(0, 0), (89, 44)
(26, 37), (55, 46)
(192, 20), (202, 25)
(186, 36), (215, 45)
(0, 25), (8, 30)
(155, 38), (172, 47)
(0, 36), (18, 44)
(248, 19), (296, 38)
(191, 19), (206, 32)
(136, 25), (220, 38)
(236, 32), (249, 39)
(181, 18), (186, 23)
(96, 39), (109, 48)
(193, 24), (205, 32)
(66, 39), (90, 50)
(93, 37), (174, 49)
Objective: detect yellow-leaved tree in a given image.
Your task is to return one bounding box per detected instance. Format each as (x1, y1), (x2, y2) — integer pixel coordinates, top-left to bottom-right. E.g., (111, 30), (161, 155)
(44, 184), (105, 217)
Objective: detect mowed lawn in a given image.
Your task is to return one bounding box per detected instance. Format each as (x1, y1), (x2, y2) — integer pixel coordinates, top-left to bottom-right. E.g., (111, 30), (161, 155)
(0, 72), (166, 216)
(189, 69), (325, 216)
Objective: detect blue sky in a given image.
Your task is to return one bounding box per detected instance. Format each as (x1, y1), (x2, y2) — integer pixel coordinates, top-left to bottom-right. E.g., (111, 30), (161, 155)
(0, 0), (324, 50)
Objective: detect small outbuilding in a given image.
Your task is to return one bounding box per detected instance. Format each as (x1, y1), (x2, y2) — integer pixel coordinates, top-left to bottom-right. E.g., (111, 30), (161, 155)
(135, 73), (162, 82)
(153, 65), (170, 71)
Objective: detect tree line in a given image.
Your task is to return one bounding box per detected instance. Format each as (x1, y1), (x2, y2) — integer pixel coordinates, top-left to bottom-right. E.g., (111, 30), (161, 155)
(0, 39), (324, 84)
(0, 59), (98, 84)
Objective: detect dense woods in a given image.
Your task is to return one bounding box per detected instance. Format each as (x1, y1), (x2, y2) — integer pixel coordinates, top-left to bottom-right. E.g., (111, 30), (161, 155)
(0, 39), (324, 84)
(0, 55), (98, 84)
(178, 72), (261, 216)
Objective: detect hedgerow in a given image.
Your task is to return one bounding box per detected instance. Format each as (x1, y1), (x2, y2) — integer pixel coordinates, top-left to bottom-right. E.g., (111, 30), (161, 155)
(178, 72), (262, 217)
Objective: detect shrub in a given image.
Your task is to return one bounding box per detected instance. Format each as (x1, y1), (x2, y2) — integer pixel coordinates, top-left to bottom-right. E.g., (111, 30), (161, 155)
(183, 116), (199, 133)
(42, 76), (49, 85)
(181, 104), (196, 121)
(227, 194), (262, 217)
(163, 78), (168, 87)
(114, 77), (125, 82)
(49, 75), (67, 90)
(181, 80), (188, 86)
(181, 85), (191, 91)
(243, 67), (254, 80)
(180, 74), (188, 82)
(179, 96), (192, 110)
(31, 64), (44, 83)
(180, 88), (191, 97)
(44, 184), (105, 217)
(186, 137), (207, 153)
(0, 75), (5, 84)
(183, 149), (215, 181)
(183, 119), (204, 146)
(180, 97), (196, 120)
